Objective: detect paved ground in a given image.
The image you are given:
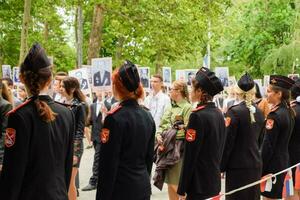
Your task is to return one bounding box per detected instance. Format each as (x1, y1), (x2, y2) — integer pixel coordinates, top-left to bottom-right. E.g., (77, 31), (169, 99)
(78, 141), (168, 200)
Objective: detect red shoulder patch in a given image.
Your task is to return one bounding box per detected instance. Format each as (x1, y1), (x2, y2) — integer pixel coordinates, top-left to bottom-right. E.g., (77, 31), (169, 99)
(266, 119), (274, 130)
(107, 104), (122, 115)
(100, 128), (110, 143)
(186, 129), (197, 142)
(6, 99), (32, 116)
(5, 128), (16, 148)
(192, 105), (205, 112)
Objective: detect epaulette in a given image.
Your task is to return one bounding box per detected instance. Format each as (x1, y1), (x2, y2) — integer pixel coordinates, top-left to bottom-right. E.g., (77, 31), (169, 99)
(227, 103), (239, 111)
(270, 105), (279, 113)
(140, 105), (150, 111)
(192, 105), (205, 112)
(107, 104), (122, 115)
(55, 101), (76, 109)
(6, 99), (32, 116)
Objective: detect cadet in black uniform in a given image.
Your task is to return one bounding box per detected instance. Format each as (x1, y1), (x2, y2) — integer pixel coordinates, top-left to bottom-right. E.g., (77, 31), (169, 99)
(96, 60), (156, 200)
(177, 67), (226, 200)
(261, 75), (295, 199)
(221, 73), (265, 200)
(288, 79), (300, 199)
(0, 43), (74, 200)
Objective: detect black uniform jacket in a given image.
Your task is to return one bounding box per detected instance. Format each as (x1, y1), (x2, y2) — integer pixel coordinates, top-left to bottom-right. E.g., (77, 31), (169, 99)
(289, 101), (300, 166)
(96, 99), (156, 200)
(261, 102), (294, 175)
(89, 102), (102, 143)
(0, 95), (74, 200)
(221, 102), (265, 171)
(177, 102), (226, 198)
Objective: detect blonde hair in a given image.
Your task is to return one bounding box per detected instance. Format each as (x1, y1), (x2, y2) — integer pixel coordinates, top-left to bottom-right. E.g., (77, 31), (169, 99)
(173, 80), (189, 102)
(235, 86), (256, 123)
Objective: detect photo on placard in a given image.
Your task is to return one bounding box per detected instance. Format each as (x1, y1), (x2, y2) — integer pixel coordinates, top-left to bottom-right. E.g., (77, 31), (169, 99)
(254, 79), (265, 97)
(228, 76), (236, 87)
(2, 65), (11, 79)
(176, 70), (186, 82)
(215, 67), (229, 87)
(91, 58), (112, 90)
(185, 69), (197, 86)
(12, 67), (20, 84)
(138, 67), (150, 89)
(263, 75), (270, 87)
(69, 68), (90, 94)
(288, 74), (300, 81)
(83, 65), (92, 85)
(162, 67), (172, 85)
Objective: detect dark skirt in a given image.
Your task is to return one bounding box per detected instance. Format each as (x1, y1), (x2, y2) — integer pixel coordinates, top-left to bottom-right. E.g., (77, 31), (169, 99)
(261, 172), (286, 199)
(225, 168), (261, 200)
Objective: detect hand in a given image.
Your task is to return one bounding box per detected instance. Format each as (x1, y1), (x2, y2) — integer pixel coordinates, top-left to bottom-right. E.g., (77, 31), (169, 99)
(73, 156), (78, 165)
(178, 195), (186, 200)
(156, 134), (163, 144)
(0, 164), (2, 172)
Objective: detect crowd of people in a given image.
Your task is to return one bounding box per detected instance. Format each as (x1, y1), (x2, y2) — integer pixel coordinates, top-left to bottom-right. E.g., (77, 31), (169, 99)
(0, 43), (299, 200)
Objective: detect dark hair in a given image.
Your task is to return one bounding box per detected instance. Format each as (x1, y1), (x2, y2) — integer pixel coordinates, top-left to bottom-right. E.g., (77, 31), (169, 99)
(270, 85), (295, 117)
(1, 78), (13, 86)
(62, 77), (86, 102)
(20, 66), (56, 122)
(152, 74), (163, 82)
(192, 79), (213, 103)
(112, 69), (144, 101)
(255, 83), (262, 99)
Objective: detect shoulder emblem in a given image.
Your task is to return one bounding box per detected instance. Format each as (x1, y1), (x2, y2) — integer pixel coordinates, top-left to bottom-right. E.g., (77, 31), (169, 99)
(6, 99), (32, 116)
(266, 119), (274, 130)
(100, 128), (110, 143)
(192, 105), (205, 112)
(107, 104), (122, 115)
(186, 129), (197, 142)
(225, 117), (231, 127)
(5, 128), (16, 148)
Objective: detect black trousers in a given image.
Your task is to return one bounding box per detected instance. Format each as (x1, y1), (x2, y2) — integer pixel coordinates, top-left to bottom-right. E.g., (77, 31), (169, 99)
(89, 141), (101, 186)
(226, 168), (261, 200)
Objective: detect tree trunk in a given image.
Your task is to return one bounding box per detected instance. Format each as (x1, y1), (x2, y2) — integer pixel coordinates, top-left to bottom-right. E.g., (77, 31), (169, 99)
(76, 4), (83, 68)
(155, 51), (163, 74)
(18, 0), (31, 65)
(115, 36), (125, 67)
(87, 4), (105, 65)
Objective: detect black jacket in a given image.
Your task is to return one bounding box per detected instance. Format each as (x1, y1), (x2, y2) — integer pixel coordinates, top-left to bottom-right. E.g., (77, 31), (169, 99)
(221, 102), (265, 171)
(89, 102), (103, 143)
(261, 102), (294, 175)
(177, 102), (226, 199)
(96, 99), (155, 200)
(0, 95), (74, 200)
(289, 101), (300, 166)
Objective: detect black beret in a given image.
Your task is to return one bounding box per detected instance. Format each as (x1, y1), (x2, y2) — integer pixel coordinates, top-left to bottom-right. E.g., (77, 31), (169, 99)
(269, 75), (295, 90)
(291, 79), (300, 96)
(21, 43), (51, 72)
(237, 73), (255, 92)
(195, 67), (224, 96)
(118, 60), (140, 92)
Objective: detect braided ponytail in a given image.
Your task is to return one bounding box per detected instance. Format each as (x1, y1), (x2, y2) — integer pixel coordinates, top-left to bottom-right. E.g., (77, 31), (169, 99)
(21, 66), (57, 122)
(236, 87), (256, 123)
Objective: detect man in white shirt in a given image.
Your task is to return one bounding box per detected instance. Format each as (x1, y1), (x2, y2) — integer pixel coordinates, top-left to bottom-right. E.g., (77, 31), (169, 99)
(144, 74), (170, 129)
